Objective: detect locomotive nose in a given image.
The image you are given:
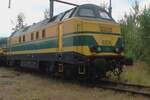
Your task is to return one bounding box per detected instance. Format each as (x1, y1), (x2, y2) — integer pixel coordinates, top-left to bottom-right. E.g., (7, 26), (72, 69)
(90, 36), (124, 54)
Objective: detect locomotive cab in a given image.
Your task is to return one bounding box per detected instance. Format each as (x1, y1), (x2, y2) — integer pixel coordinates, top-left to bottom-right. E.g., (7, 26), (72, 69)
(59, 4), (124, 58)
(58, 4), (132, 78)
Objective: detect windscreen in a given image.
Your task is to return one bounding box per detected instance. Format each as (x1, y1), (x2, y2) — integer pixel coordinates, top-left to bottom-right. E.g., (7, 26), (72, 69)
(99, 11), (111, 20)
(78, 8), (95, 17)
(77, 5), (113, 21)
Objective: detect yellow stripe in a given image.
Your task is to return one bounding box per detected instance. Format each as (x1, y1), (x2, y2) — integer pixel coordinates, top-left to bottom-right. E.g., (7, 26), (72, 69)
(7, 48), (58, 55)
(7, 46), (123, 56)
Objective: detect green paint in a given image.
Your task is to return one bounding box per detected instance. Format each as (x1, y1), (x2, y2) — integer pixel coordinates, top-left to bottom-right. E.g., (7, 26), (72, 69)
(10, 32), (123, 52)
(63, 36), (97, 46)
(11, 38), (57, 51)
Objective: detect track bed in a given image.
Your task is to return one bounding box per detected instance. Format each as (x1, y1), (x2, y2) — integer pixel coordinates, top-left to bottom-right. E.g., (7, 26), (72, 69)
(0, 66), (149, 100)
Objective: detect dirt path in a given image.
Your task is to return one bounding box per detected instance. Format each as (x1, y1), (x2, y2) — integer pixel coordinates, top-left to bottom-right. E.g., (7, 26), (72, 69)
(0, 67), (149, 100)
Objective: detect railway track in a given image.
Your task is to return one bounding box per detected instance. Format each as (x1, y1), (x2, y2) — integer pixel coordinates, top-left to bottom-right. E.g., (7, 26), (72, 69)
(94, 80), (150, 97)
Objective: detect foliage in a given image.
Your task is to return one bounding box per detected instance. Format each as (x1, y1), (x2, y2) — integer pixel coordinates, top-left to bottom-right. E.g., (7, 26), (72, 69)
(12, 12), (26, 31)
(100, 1), (108, 11)
(138, 8), (150, 62)
(120, 1), (150, 63)
(44, 9), (50, 19)
(121, 62), (150, 86)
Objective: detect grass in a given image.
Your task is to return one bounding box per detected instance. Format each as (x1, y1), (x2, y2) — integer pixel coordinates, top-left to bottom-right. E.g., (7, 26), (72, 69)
(0, 67), (149, 100)
(120, 61), (150, 86)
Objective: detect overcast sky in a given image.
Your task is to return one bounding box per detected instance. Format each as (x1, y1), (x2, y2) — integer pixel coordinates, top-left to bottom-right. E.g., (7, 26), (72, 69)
(0, 0), (150, 37)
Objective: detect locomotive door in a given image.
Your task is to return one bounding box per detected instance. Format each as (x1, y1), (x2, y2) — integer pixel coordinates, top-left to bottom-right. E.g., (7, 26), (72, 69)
(58, 23), (63, 52)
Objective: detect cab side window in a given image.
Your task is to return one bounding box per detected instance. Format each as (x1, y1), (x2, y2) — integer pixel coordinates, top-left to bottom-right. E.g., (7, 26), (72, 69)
(42, 29), (46, 38)
(36, 32), (39, 39)
(31, 33), (34, 40)
(23, 35), (25, 42)
(19, 36), (21, 43)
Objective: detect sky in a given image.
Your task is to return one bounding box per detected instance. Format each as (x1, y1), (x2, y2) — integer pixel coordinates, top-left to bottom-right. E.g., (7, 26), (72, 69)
(0, 0), (150, 37)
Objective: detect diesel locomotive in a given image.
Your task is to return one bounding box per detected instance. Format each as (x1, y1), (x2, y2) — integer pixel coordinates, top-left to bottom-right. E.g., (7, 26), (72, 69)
(1, 4), (132, 79)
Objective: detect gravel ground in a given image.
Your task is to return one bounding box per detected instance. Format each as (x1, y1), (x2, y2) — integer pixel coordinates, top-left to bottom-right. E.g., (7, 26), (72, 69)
(0, 67), (149, 100)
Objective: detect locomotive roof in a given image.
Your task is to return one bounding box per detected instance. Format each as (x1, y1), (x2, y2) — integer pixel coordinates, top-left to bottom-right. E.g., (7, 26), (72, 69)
(11, 4), (111, 37)
(10, 19), (50, 37)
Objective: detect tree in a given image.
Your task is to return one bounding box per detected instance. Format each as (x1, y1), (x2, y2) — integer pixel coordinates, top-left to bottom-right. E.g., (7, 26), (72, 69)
(12, 12), (26, 31)
(119, 1), (142, 60)
(100, 1), (108, 10)
(138, 8), (150, 62)
(120, 0), (150, 64)
(43, 9), (49, 19)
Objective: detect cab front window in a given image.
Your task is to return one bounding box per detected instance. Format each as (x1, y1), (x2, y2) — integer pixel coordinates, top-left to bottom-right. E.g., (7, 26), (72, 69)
(99, 11), (111, 20)
(78, 8), (95, 17)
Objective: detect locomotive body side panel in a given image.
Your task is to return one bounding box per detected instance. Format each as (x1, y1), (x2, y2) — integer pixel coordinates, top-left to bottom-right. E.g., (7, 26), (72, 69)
(7, 17), (125, 64)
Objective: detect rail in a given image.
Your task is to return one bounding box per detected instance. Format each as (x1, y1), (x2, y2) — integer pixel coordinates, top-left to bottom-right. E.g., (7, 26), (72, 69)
(96, 80), (150, 97)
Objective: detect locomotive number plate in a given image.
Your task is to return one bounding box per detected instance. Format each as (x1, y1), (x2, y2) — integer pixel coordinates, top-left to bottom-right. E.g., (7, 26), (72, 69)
(101, 40), (112, 45)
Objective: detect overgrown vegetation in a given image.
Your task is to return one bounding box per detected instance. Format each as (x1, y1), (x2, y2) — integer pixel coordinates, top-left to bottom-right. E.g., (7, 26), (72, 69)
(119, 1), (150, 64)
(121, 62), (150, 86)
(12, 12), (27, 31)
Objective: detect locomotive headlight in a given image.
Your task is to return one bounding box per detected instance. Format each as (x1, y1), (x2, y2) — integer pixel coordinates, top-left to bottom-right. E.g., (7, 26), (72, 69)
(115, 37), (124, 54)
(90, 46), (102, 53)
(97, 46), (102, 52)
(115, 47), (123, 53)
(115, 48), (119, 52)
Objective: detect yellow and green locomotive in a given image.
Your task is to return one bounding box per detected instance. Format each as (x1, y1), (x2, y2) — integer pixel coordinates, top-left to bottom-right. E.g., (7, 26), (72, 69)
(7, 4), (132, 79)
